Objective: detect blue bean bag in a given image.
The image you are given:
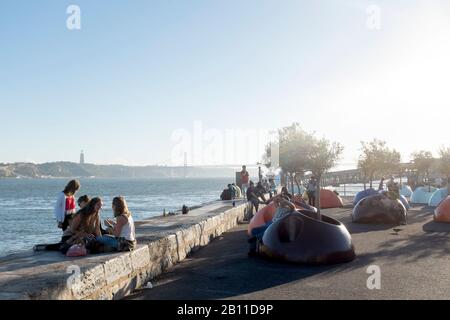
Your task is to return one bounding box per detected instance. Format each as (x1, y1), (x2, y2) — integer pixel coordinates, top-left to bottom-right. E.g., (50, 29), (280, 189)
(410, 186), (437, 204)
(352, 194), (407, 225)
(400, 185), (413, 197)
(353, 188), (379, 206)
(429, 188), (449, 207)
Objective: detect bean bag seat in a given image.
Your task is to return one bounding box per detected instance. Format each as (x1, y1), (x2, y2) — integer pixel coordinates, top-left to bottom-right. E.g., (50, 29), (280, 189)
(400, 185), (413, 198)
(429, 188), (449, 207)
(320, 189), (344, 209)
(410, 186), (437, 204)
(294, 201), (318, 213)
(399, 195), (410, 210)
(259, 211), (355, 264)
(291, 194), (318, 212)
(353, 188), (378, 206)
(248, 203), (277, 236)
(434, 196), (450, 222)
(352, 194), (407, 225)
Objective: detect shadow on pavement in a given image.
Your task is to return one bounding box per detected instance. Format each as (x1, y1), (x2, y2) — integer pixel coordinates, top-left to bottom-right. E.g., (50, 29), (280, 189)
(423, 220), (450, 233)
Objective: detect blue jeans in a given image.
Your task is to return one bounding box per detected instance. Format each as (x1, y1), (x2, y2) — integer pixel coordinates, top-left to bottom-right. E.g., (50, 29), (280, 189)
(251, 221), (273, 240)
(96, 235), (119, 248)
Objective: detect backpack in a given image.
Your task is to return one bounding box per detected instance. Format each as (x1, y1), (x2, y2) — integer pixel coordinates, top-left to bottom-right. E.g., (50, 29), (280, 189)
(66, 244), (87, 257)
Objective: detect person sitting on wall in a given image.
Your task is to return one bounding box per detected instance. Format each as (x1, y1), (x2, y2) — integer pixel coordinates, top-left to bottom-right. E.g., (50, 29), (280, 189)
(228, 183), (237, 207)
(220, 187), (232, 200)
(232, 183), (242, 198)
(95, 196), (137, 252)
(248, 195), (296, 257)
(34, 195), (93, 252)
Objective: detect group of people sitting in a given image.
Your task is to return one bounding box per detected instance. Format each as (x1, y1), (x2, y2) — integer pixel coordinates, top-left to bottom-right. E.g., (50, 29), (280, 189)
(34, 180), (136, 256)
(220, 177), (278, 209)
(220, 183), (242, 201)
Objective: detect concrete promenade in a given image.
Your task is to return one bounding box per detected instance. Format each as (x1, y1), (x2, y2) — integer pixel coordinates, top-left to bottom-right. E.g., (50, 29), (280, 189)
(127, 202), (450, 300)
(0, 199), (253, 299)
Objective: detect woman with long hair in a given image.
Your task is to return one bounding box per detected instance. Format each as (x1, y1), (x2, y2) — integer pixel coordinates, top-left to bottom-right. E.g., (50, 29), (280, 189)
(54, 180), (80, 231)
(96, 196), (136, 252)
(60, 197), (103, 254)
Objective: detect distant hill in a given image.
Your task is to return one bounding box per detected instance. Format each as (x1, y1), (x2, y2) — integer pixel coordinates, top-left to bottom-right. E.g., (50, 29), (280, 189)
(0, 162), (245, 179)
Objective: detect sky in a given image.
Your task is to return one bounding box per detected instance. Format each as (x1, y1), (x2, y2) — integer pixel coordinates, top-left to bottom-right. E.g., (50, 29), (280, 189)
(1, 0), (449, 169)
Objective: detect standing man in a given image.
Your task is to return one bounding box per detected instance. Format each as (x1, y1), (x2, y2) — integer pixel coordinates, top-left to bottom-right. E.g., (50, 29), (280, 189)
(241, 165), (250, 198)
(247, 181), (266, 213)
(307, 177), (317, 207)
(386, 176), (395, 190)
(378, 177), (385, 191)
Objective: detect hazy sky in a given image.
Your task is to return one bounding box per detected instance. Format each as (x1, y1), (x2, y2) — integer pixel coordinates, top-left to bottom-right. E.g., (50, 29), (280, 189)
(1, 0), (449, 168)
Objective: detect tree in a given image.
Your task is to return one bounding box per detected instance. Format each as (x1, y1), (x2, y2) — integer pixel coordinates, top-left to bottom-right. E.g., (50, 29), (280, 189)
(262, 143), (272, 169)
(277, 123), (312, 194)
(438, 147), (450, 194)
(358, 140), (401, 189)
(271, 123), (343, 219)
(411, 150), (434, 190)
(306, 137), (344, 219)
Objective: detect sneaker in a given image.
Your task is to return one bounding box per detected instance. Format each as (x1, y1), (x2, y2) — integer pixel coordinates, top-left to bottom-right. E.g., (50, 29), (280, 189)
(247, 236), (257, 244)
(248, 250), (258, 257)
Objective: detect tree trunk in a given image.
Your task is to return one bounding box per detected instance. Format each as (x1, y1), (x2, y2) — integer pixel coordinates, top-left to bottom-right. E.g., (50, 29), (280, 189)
(290, 173), (295, 194)
(447, 175), (450, 196)
(427, 170), (431, 192)
(316, 175), (322, 221)
(294, 174), (302, 195)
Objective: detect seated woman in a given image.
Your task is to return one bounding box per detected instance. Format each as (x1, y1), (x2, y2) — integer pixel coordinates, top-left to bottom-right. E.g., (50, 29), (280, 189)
(248, 195), (296, 256)
(59, 197), (103, 254)
(95, 196), (136, 252)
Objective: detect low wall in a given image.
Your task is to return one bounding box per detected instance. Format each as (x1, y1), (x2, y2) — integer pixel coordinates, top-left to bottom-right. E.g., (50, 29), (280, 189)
(0, 200), (254, 300)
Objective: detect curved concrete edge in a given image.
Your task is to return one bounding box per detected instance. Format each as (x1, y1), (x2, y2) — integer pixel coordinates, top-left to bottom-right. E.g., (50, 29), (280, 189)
(0, 202), (252, 300)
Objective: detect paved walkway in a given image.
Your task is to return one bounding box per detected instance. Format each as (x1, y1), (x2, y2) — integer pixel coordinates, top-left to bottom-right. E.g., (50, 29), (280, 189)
(127, 204), (450, 300)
